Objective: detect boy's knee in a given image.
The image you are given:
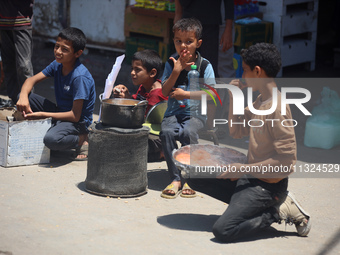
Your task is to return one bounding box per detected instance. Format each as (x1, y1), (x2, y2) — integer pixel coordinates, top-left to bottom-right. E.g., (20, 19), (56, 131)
(180, 128), (198, 144)
(212, 219), (233, 243)
(43, 133), (58, 150)
(159, 128), (175, 140)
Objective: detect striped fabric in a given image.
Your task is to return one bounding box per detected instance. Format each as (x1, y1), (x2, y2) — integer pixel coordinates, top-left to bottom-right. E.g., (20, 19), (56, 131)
(0, 0), (34, 30)
(0, 14), (32, 28)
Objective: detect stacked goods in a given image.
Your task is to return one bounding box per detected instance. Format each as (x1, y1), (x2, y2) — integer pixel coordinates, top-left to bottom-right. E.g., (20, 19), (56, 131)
(234, 0), (260, 18)
(134, 0), (175, 11)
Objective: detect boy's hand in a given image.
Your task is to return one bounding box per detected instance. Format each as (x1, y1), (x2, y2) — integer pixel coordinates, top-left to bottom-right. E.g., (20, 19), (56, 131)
(170, 87), (188, 100)
(170, 49), (194, 73)
(22, 111), (46, 120)
(229, 79), (248, 97)
(113, 84), (130, 98)
(16, 96), (33, 116)
(230, 79), (247, 90)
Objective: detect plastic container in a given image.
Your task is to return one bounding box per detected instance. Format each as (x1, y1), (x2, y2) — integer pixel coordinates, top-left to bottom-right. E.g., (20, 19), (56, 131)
(177, 85), (187, 108)
(304, 87), (340, 149)
(304, 117), (340, 150)
(188, 65), (200, 115)
(188, 65), (200, 91)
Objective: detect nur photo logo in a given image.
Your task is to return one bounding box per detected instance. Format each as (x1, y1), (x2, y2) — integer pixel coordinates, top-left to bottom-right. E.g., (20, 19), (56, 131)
(200, 84), (312, 128)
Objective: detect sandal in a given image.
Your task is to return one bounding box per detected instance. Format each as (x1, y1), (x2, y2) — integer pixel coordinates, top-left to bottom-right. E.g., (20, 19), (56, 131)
(180, 183), (197, 198)
(72, 143), (89, 161)
(161, 183), (181, 199)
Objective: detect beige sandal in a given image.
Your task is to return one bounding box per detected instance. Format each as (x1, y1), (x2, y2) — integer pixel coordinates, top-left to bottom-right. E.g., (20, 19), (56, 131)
(161, 183), (181, 199)
(180, 183), (197, 198)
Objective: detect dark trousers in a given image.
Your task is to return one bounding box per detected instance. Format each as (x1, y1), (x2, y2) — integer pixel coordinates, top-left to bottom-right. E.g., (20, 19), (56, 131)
(1, 29), (33, 104)
(199, 24), (220, 77)
(148, 134), (163, 162)
(160, 115), (204, 182)
(187, 176), (288, 242)
(28, 93), (88, 151)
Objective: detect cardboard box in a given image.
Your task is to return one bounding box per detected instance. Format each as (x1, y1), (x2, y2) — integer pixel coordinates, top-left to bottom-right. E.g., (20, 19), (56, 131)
(0, 108), (51, 167)
(234, 21), (273, 54)
(125, 36), (175, 64)
(233, 53), (243, 78)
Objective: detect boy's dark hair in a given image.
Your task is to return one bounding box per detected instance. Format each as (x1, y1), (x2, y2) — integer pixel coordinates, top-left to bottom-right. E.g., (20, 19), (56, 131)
(241, 43), (282, 78)
(172, 18), (202, 40)
(132, 49), (162, 80)
(58, 27), (87, 53)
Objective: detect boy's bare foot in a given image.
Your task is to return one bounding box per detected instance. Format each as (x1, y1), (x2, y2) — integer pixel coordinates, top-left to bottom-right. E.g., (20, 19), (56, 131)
(180, 182), (197, 198)
(75, 134), (88, 160)
(75, 141), (88, 160)
(161, 181), (181, 199)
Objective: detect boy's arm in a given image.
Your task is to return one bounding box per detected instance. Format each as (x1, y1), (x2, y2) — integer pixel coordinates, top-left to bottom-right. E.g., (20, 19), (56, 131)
(17, 71), (48, 114)
(162, 50), (194, 97)
(23, 99), (85, 122)
(219, 153), (296, 183)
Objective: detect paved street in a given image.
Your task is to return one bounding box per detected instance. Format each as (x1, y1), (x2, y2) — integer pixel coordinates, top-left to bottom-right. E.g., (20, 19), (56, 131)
(0, 38), (339, 255)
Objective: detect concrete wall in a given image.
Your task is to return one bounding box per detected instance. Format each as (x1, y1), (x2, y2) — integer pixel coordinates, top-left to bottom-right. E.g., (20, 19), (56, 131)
(33, 0), (132, 48)
(33, 0), (63, 38)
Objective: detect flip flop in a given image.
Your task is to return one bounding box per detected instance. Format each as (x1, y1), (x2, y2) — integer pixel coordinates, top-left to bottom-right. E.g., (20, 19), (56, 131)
(161, 183), (181, 199)
(71, 143), (89, 161)
(180, 183), (197, 198)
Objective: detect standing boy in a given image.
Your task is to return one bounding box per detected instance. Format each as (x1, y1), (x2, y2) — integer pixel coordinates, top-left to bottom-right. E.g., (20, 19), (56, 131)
(187, 43), (311, 242)
(16, 27), (95, 160)
(160, 18), (216, 198)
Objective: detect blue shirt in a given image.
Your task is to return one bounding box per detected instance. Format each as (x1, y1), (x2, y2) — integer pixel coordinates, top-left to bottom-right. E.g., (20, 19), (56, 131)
(161, 52), (216, 119)
(42, 59), (96, 128)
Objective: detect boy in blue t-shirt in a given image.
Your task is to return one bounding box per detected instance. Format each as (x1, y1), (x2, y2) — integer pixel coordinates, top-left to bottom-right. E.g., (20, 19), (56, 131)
(16, 27), (95, 160)
(160, 18), (216, 198)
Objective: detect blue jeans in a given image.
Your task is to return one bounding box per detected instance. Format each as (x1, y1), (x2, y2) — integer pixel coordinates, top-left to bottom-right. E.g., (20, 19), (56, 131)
(160, 115), (204, 182)
(187, 176), (288, 242)
(28, 93), (88, 151)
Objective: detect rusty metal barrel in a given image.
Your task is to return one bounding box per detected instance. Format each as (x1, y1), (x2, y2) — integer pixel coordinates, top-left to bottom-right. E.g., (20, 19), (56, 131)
(85, 123), (149, 197)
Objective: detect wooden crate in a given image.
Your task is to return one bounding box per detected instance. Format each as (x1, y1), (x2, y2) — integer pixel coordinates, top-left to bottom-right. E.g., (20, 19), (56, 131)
(124, 6), (174, 43)
(125, 36), (175, 64)
(234, 21), (273, 54)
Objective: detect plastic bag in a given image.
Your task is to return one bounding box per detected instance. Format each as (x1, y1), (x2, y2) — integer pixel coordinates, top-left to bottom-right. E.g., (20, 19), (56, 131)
(304, 87), (340, 149)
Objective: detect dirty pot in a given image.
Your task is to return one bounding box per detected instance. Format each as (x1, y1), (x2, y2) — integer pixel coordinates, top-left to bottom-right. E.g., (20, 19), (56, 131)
(100, 98), (148, 128)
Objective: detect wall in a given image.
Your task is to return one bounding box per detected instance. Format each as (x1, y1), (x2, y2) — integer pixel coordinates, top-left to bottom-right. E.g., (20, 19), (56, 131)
(33, 0), (130, 48)
(33, 0), (64, 38)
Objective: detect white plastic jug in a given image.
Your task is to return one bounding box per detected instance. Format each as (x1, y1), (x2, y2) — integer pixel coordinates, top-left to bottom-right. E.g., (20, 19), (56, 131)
(304, 87), (340, 149)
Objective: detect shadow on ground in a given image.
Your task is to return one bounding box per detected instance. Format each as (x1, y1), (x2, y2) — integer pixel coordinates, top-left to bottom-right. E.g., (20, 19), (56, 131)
(157, 213), (297, 242)
(147, 168), (170, 192)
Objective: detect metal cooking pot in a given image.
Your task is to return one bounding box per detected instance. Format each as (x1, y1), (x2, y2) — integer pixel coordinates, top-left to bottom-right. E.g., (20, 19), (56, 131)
(172, 144), (247, 178)
(100, 97), (148, 128)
